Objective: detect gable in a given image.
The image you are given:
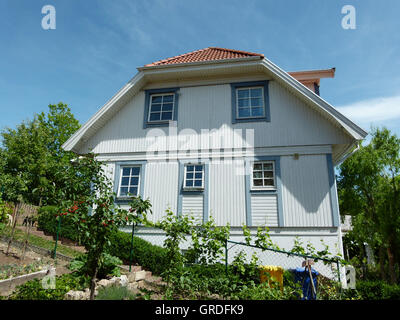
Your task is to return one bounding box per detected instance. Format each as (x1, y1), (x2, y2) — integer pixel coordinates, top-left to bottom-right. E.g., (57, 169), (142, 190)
(76, 78), (353, 155)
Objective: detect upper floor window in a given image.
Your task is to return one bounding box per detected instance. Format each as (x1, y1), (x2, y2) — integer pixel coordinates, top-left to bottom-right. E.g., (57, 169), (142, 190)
(236, 87), (265, 119)
(251, 161), (275, 189)
(148, 93), (175, 122)
(184, 164), (204, 189)
(231, 81), (270, 123)
(144, 87), (179, 128)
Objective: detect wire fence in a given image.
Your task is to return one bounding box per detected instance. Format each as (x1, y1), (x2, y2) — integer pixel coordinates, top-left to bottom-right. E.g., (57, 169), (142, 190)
(134, 228), (342, 283)
(225, 240), (341, 283)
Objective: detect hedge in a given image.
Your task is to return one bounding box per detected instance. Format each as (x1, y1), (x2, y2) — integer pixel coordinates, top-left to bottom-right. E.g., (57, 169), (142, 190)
(355, 280), (400, 300)
(37, 206), (80, 243)
(107, 230), (169, 276)
(37, 206), (169, 276)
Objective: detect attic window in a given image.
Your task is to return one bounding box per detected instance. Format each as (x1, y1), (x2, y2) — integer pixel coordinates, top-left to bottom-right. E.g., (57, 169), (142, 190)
(148, 93), (175, 122)
(143, 87), (179, 128)
(231, 81), (270, 124)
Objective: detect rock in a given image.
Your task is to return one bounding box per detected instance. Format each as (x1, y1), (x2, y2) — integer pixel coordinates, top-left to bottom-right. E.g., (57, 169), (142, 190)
(128, 270), (147, 282)
(97, 279), (113, 288)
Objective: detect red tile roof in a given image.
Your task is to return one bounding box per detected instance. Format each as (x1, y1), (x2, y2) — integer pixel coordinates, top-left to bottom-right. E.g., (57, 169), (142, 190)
(144, 47), (264, 67)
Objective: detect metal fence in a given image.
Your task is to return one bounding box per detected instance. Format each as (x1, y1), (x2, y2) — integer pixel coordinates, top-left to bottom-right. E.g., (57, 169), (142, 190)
(225, 240), (341, 283)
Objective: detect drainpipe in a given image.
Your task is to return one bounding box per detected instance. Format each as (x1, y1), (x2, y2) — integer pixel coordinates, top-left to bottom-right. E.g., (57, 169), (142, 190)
(335, 142), (360, 167)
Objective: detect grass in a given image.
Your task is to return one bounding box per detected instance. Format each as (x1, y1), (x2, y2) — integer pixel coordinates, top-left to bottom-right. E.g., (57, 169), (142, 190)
(95, 284), (139, 300)
(0, 223), (82, 258)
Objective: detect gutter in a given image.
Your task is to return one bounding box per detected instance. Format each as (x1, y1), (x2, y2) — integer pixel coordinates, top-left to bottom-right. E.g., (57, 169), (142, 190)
(334, 142), (360, 167)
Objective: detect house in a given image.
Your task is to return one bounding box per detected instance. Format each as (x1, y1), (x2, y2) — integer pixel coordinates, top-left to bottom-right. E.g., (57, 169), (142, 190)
(62, 47), (367, 264)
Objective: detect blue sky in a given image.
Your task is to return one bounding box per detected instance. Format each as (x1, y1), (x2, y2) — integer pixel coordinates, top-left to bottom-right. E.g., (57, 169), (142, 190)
(0, 0), (399, 139)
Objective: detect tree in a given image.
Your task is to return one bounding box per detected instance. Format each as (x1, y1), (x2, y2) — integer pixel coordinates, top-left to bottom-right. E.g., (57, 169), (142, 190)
(338, 127), (400, 283)
(58, 154), (152, 300)
(0, 103), (80, 205)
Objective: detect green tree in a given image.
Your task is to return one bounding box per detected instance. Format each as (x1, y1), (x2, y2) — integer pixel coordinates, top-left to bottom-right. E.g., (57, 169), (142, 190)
(0, 103), (80, 205)
(338, 127), (400, 283)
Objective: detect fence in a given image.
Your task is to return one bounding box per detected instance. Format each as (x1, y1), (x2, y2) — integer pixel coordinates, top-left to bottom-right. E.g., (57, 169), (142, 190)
(224, 240), (341, 283)
(133, 227), (342, 283)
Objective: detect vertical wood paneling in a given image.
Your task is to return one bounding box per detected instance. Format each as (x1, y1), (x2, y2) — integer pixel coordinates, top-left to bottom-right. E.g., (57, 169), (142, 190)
(209, 159), (246, 226)
(182, 194), (204, 223)
(251, 194), (279, 226)
(79, 81), (352, 155)
(143, 161), (179, 223)
(280, 155), (332, 227)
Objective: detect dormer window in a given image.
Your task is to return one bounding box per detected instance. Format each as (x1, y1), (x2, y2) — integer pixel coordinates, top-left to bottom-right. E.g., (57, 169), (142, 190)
(231, 81), (270, 123)
(143, 87), (179, 128)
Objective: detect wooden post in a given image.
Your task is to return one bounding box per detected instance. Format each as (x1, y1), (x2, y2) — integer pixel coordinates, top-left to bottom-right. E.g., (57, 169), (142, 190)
(6, 203), (20, 255)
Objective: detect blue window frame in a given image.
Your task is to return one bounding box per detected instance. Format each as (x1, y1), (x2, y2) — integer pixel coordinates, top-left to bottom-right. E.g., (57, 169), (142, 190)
(114, 161), (146, 204)
(231, 81), (270, 123)
(143, 88), (179, 128)
(184, 164), (204, 189)
(118, 166), (141, 197)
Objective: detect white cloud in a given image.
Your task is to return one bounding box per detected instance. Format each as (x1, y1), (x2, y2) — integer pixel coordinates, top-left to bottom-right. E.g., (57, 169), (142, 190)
(337, 95), (400, 127)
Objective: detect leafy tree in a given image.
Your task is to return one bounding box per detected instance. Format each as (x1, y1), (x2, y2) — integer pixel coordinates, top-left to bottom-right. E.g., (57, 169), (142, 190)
(0, 103), (80, 205)
(338, 127), (400, 283)
(57, 154), (152, 300)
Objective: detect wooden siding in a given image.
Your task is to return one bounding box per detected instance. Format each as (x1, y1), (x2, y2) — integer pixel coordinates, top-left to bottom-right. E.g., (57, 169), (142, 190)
(280, 154), (333, 227)
(250, 194), (279, 226)
(142, 161), (179, 223)
(78, 80), (352, 155)
(182, 194), (204, 223)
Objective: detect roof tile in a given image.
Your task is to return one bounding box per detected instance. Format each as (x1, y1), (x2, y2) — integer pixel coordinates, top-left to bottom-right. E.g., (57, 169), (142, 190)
(144, 47), (264, 67)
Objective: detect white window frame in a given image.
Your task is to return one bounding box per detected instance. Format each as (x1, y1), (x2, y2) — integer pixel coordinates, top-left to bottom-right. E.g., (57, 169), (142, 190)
(250, 161), (276, 190)
(147, 92), (175, 123)
(117, 165), (141, 198)
(183, 163), (204, 191)
(236, 86), (265, 120)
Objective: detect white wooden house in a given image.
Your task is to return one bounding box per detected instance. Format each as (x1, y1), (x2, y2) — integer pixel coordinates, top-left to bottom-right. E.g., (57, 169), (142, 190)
(62, 47), (367, 263)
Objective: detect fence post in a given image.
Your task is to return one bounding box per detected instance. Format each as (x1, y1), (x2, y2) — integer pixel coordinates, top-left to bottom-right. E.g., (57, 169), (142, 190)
(53, 215), (62, 260)
(225, 239), (228, 276)
(129, 222), (136, 272)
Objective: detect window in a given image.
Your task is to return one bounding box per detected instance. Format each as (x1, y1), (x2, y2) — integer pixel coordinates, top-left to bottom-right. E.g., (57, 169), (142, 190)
(143, 87), (179, 128)
(251, 161), (275, 189)
(184, 164), (204, 189)
(148, 93), (175, 122)
(236, 87), (265, 119)
(118, 166), (140, 197)
(231, 81), (270, 123)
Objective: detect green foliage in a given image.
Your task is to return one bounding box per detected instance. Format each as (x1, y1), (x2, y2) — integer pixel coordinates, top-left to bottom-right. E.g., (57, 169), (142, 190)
(107, 230), (168, 276)
(9, 273), (87, 300)
(0, 103), (80, 205)
(338, 127), (400, 283)
(359, 280), (400, 300)
(37, 205), (80, 242)
(69, 253), (122, 279)
(95, 284), (138, 300)
(0, 195), (12, 223)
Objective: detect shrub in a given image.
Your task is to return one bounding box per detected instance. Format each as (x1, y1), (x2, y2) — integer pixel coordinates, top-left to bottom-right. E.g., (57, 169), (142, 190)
(69, 253), (122, 279)
(9, 273), (88, 300)
(355, 280), (400, 300)
(37, 205), (80, 243)
(107, 230), (168, 276)
(96, 284), (138, 300)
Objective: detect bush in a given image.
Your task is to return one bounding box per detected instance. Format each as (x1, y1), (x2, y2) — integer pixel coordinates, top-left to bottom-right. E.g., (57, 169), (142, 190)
(37, 206), (80, 243)
(355, 280), (400, 300)
(96, 284), (138, 300)
(69, 253), (122, 279)
(107, 230), (168, 276)
(9, 273), (88, 300)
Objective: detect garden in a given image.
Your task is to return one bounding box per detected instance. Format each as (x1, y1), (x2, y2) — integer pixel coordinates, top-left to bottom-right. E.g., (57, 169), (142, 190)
(0, 104), (399, 301)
